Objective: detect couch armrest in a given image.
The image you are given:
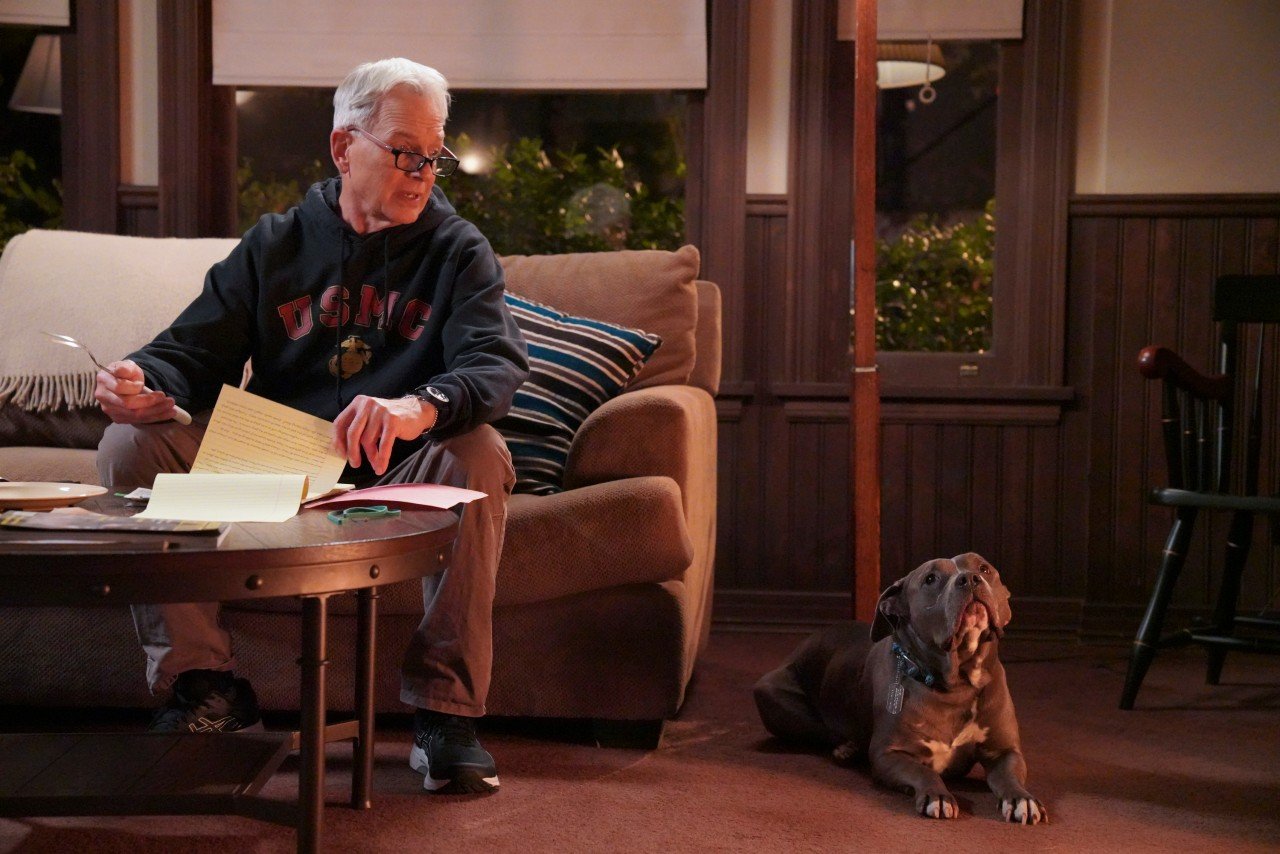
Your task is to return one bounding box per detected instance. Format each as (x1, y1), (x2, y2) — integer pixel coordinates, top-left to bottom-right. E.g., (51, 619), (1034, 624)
(495, 477), (693, 607)
(562, 383), (718, 672)
(563, 385), (716, 511)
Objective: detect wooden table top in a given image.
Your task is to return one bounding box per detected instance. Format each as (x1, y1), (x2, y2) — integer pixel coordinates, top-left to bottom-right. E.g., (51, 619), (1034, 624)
(0, 496), (457, 606)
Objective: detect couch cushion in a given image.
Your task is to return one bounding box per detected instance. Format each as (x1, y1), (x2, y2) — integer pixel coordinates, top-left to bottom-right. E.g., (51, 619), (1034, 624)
(495, 478), (694, 606)
(497, 245), (699, 390)
(496, 292), (660, 495)
(0, 396), (109, 450)
(0, 446), (100, 486)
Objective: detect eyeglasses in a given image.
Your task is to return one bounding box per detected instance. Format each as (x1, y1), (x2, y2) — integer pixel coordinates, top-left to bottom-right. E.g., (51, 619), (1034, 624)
(348, 127), (459, 177)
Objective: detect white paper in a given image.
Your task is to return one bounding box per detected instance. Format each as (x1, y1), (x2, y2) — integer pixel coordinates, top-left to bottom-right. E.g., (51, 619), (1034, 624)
(137, 473), (309, 523)
(191, 385), (347, 501)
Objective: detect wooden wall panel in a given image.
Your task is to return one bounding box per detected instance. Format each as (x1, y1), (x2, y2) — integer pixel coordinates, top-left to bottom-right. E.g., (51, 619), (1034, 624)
(117, 184), (159, 237)
(998, 427), (1033, 594)
(786, 0), (852, 384)
(1076, 208), (1280, 622)
(716, 200), (781, 591)
(156, 0), (237, 237)
(968, 426), (1002, 570)
(716, 199), (1280, 638)
(875, 421), (1066, 597)
(714, 409), (747, 587)
(686, 0), (749, 383)
(879, 423), (909, 580)
(60, 0), (120, 233)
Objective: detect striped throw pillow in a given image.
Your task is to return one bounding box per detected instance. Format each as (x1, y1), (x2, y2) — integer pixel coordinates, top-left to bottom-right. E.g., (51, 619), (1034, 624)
(497, 292), (662, 495)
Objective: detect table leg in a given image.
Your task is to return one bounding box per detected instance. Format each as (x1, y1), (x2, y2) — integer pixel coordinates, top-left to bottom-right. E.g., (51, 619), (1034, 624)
(298, 594), (329, 854)
(352, 585), (379, 809)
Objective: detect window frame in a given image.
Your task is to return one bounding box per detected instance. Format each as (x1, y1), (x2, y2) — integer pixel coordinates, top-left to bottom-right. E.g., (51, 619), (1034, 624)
(853, 0), (1073, 397)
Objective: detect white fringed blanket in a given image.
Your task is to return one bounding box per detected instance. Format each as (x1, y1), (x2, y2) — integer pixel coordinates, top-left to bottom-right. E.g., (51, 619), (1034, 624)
(0, 229), (239, 411)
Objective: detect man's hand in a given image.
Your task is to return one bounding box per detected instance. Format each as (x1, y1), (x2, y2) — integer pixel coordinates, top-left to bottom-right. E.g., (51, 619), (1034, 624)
(333, 394), (437, 475)
(93, 359), (182, 424)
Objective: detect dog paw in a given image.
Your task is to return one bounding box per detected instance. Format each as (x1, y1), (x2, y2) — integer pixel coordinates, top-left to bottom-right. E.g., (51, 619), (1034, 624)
(1000, 797), (1047, 825)
(917, 794), (959, 819)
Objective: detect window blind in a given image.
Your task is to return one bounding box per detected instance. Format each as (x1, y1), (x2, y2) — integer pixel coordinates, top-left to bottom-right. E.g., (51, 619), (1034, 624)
(838, 0), (1024, 41)
(212, 0), (707, 89)
(0, 0), (70, 27)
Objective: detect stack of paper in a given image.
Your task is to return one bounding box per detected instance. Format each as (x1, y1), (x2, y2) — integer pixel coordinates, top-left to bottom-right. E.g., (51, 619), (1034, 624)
(139, 472), (312, 524)
(138, 385), (349, 523)
(135, 385), (488, 524)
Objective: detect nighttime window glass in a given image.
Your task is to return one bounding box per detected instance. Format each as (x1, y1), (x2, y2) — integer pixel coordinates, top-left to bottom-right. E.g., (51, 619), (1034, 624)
(236, 90), (687, 254)
(875, 41), (997, 354)
(0, 28), (62, 252)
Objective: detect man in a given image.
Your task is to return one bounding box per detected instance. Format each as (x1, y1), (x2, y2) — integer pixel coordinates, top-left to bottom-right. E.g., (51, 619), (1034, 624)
(94, 58), (528, 796)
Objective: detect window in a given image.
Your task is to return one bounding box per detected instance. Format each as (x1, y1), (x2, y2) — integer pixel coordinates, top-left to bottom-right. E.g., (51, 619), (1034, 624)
(872, 0), (1071, 394)
(437, 92), (687, 254)
(235, 89), (687, 254)
(0, 27), (62, 250)
(876, 41), (997, 355)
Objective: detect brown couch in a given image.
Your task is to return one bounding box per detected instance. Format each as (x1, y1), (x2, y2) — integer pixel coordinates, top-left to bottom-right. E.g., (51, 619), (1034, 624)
(0, 229), (719, 746)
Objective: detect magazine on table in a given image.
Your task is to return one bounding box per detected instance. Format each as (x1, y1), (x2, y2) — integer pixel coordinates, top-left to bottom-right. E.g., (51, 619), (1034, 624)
(0, 508), (225, 534)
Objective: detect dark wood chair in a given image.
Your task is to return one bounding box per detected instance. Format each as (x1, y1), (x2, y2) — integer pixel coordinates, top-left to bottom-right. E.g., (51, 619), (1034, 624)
(1121, 274), (1280, 709)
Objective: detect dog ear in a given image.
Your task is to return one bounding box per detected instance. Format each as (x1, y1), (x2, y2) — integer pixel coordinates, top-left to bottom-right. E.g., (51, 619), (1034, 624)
(871, 578), (909, 642)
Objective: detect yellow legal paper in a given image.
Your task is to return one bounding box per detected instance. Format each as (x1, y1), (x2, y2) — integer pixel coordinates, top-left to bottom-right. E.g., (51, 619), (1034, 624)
(138, 473), (309, 523)
(136, 385), (349, 523)
(191, 384), (348, 502)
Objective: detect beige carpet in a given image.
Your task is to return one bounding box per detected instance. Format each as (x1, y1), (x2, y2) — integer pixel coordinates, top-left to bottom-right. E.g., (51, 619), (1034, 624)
(2, 630), (1278, 853)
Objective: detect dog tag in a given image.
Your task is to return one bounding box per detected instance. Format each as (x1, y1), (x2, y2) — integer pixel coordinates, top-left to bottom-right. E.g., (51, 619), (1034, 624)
(886, 680), (905, 716)
(887, 656), (906, 715)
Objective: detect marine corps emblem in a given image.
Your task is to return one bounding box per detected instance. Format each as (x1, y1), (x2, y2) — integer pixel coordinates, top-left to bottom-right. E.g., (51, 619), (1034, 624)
(328, 334), (373, 378)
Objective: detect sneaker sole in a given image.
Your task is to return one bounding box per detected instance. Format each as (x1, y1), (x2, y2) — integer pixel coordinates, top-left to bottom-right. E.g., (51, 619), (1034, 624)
(150, 719), (267, 734)
(191, 719), (266, 734)
(409, 744), (500, 794)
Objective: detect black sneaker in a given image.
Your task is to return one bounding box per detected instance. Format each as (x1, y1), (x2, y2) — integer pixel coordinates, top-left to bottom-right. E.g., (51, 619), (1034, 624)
(148, 669), (263, 733)
(409, 709), (500, 794)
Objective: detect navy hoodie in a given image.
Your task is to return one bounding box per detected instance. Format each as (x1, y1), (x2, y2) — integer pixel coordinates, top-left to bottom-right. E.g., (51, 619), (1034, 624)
(130, 178), (529, 470)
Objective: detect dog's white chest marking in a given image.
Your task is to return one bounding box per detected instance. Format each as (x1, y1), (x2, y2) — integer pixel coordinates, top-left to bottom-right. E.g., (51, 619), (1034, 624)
(962, 651), (989, 688)
(956, 625), (984, 658)
(921, 705), (988, 772)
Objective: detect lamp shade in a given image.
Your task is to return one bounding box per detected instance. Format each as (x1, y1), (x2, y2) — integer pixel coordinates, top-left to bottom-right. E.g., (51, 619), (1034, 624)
(876, 42), (945, 89)
(8, 34), (61, 115)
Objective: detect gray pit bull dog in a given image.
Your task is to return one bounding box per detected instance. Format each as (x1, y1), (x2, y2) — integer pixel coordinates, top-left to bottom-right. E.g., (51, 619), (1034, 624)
(753, 553), (1046, 824)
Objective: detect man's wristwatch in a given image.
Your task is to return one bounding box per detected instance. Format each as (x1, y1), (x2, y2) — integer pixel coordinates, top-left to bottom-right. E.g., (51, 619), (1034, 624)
(412, 385), (450, 434)
(417, 385), (450, 406)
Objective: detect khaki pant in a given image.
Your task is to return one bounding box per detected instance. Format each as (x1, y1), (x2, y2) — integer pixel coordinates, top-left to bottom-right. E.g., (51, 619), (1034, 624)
(97, 417), (515, 717)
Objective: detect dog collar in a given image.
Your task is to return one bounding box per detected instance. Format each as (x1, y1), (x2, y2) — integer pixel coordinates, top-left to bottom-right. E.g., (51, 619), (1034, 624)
(891, 641), (938, 688)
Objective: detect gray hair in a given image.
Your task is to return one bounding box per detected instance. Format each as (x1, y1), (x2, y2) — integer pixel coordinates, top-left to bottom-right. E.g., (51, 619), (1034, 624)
(332, 58), (450, 131)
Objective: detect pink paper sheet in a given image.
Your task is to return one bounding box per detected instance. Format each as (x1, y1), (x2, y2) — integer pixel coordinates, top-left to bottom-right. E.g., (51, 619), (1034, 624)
(303, 482), (486, 511)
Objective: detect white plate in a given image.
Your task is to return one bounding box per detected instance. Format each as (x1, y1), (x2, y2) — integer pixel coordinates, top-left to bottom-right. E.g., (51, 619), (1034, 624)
(0, 482), (108, 510)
